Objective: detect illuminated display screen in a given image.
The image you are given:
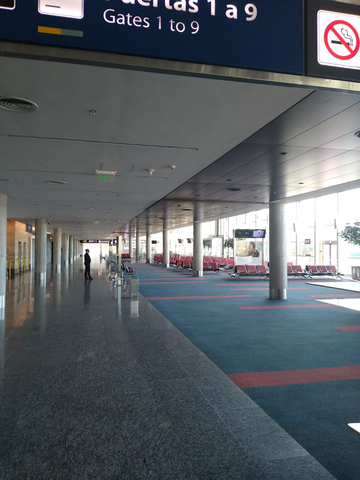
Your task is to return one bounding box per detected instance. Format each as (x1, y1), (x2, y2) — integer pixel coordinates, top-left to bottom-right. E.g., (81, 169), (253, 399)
(234, 229), (266, 238)
(0, 0), (303, 75)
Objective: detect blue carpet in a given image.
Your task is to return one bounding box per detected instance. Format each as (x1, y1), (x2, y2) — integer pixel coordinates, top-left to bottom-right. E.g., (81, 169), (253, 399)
(136, 264), (360, 480)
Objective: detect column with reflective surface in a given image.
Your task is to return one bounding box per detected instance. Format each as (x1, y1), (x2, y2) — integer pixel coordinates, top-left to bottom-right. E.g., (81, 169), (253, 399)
(193, 220), (203, 277)
(53, 227), (62, 271)
(129, 235), (133, 258)
(269, 202), (287, 300)
(146, 233), (151, 263)
(136, 235), (140, 262)
(117, 235), (123, 273)
(162, 228), (169, 268)
(69, 235), (74, 264)
(0, 194), (7, 318)
(35, 218), (47, 286)
(62, 233), (69, 268)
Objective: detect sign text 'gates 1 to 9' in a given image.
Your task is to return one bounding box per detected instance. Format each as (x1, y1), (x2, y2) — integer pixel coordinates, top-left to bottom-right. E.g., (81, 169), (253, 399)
(0, 0), (303, 75)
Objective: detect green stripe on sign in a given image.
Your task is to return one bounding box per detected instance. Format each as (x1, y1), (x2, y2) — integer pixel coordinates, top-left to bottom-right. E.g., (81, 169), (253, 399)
(61, 29), (83, 37)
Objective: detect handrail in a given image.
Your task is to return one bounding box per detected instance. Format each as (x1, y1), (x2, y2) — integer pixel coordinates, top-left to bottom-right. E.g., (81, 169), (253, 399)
(6, 257), (31, 277)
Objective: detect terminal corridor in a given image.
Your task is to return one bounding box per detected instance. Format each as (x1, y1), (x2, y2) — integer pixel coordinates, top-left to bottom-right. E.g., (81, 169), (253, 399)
(0, 261), (336, 479)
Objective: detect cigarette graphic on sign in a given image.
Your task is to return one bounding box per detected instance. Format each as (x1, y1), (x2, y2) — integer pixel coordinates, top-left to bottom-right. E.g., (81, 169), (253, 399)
(317, 10), (360, 69)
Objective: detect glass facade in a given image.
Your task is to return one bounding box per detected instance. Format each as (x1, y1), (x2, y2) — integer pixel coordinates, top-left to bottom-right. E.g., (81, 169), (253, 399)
(145, 187), (360, 274)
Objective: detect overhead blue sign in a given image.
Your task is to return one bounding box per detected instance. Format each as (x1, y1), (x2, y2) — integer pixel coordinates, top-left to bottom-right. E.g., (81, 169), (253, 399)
(0, 0), (303, 75)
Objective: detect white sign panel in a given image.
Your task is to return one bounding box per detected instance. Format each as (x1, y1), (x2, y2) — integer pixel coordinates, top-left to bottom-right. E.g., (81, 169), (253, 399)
(317, 10), (360, 70)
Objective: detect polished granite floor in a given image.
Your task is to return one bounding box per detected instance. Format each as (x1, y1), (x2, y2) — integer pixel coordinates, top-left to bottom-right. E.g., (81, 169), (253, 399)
(0, 261), (335, 479)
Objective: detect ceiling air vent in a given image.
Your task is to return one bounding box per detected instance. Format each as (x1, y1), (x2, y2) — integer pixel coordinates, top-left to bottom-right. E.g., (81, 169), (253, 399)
(225, 187), (241, 192)
(0, 97), (38, 113)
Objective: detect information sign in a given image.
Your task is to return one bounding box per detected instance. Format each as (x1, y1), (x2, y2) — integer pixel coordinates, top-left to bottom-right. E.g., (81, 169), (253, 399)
(0, 0), (303, 75)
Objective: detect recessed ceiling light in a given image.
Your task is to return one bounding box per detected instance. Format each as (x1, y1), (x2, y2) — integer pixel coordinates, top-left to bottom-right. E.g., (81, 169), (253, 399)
(63, 204), (75, 208)
(0, 97), (38, 113)
(181, 208), (192, 211)
(279, 152), (288, 155)
(226, 179), (232, 182)
(299, 182), (304, 185)
(225, 187), (241, 192)
(47, 180), (67, 185)
(354, 131), (360, 138)
(0, 178), (11, 182)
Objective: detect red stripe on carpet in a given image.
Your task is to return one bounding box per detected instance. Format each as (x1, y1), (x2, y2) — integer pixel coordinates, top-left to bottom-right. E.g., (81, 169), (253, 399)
(139, 278), (195, 281)
(239, 304), (337, 310)
(228, 365), (360, 388)
(216, 283), (268, 286)
(146, 295), (253, 300)
(140, 281), (206, 285)
(231, 288), (307, 291)
(310, 294), (360, 297)
(334, 326), (360, 332)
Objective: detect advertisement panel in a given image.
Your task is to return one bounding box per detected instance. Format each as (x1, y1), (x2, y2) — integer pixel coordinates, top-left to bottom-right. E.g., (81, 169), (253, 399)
(0, 0), (303, 74)
(234, 238), (263, 265)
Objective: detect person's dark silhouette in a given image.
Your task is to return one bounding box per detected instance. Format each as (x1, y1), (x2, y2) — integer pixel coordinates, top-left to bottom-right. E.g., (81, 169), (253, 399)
(84, 249), (93, 280)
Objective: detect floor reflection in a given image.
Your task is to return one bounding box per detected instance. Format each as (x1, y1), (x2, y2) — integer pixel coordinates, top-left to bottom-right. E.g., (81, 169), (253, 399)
(84, 278), (91, 307)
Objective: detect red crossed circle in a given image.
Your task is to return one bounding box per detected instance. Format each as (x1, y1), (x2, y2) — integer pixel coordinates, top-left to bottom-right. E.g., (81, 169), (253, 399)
(324, 20), (360, 60)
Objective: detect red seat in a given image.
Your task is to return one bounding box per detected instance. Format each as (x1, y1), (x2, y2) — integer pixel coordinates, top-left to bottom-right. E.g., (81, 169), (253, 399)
(316, 265), (329, 275)
(208, 261), (220, 274)
(246, 265), (257, 275)
(256, 265), (268, 278)
(203, 261), (209, 271)
(307, 265), (319, 277)
(230, 265), (246, 279)
(292, 265), (308, 278)
(326, 265), (342, 277)
(182, 260), (192, 271)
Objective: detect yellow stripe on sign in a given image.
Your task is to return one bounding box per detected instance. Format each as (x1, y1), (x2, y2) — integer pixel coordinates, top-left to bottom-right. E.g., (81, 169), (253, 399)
(38, 26), (62, 35)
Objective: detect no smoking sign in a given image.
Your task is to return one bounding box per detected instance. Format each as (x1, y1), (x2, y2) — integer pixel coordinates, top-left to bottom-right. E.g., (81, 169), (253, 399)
(318, 10), (360, 70)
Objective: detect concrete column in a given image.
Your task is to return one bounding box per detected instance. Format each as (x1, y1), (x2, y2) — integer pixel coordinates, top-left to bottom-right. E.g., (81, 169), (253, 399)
(269, 202), (288, 300)
(117, 236), (123, 272)
(35, 218), (47, 286)
(0, 194), (7, 317)
(193, 221), (203, 277)
(136, 235), (140, 262)
(53, 228), (62, 271)
(162, 229), (169, 268)
(69, 236), (74, 264)
(129, 236), (133, 257)
(62, 233), (69, 267)
(146, 233), (151, 263)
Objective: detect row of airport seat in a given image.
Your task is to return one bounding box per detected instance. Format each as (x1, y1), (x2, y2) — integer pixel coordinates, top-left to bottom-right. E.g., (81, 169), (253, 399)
(153, 255), (234, 270)
(306, 265), (342, 277)
(230, 264), (268, 279)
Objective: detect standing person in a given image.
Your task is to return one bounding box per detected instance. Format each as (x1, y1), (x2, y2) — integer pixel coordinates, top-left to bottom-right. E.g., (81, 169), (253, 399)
(84, 249), (93, 280)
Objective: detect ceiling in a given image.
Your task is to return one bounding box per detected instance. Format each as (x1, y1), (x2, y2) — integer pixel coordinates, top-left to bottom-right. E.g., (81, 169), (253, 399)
(1, 53), (360, 239)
